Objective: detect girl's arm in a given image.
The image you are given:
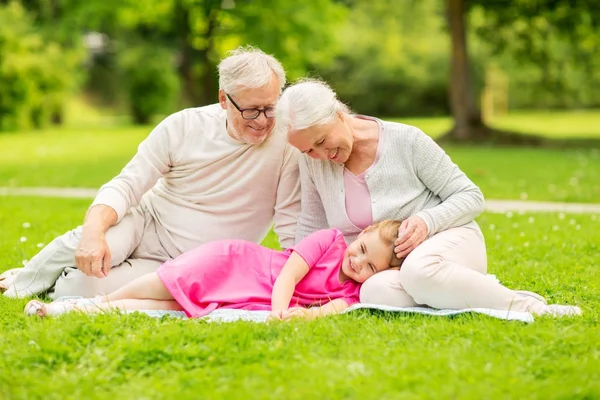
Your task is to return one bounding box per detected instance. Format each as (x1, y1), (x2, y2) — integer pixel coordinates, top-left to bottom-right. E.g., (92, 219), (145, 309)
(282, 298), (350, 320)
(270, 252), (310, 318)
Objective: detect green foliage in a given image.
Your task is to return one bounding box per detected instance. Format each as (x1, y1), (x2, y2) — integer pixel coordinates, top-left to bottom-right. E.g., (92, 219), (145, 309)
(118, 45), (180, 125)
(0, 2), (83, 131)
(469, 0), (600, 109)
(316, 0), (451, 116)
(4, 0), (600, 122)
(14, 0), (348, 115)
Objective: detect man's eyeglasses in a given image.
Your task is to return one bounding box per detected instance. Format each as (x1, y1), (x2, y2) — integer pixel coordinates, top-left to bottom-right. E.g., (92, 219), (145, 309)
(226, 93), (276, 120)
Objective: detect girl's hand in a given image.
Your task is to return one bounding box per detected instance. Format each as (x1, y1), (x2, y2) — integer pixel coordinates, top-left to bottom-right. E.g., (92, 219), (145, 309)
(281, 307), (315, 320)
(267, 310), (285, 322)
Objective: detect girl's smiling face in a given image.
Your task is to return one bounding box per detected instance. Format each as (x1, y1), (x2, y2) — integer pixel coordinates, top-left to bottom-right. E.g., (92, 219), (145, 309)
(340, 230), (394, 283)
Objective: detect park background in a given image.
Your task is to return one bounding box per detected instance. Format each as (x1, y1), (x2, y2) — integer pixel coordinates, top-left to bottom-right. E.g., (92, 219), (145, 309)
(1, 0), (599, 399)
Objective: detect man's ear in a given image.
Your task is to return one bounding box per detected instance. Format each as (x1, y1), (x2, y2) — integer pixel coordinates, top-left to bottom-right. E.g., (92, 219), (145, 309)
(218, 90), (227, 109)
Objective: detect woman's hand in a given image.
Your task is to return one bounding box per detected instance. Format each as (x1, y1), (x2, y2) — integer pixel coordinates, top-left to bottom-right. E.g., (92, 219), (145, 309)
(394, 216), (428, 258)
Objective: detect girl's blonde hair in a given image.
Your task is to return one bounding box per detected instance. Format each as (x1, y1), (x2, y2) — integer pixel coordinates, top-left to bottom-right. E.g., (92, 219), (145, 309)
(364, 219), (404, 268)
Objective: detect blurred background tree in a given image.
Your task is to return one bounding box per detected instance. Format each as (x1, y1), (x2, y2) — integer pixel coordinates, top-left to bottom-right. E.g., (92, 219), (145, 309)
(444, 0), (600, 141)
(0, 0), (599, 140)
(0, 2), (82, 130)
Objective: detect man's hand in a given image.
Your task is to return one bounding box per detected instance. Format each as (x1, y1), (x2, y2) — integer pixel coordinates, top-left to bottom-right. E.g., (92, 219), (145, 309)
(394, 215), (428, 258)
(75, 231), (111, 278)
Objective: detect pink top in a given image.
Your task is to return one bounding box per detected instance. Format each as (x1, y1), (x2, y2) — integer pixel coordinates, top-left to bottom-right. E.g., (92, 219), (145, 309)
(344, 117), (384, 229)
(156, 229), (360, 318)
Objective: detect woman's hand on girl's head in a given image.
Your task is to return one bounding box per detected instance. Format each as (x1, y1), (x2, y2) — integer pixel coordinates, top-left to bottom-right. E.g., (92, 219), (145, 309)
(394, 216), (428, 258)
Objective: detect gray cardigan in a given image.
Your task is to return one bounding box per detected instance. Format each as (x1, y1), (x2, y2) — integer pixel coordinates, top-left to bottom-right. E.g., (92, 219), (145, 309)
(295, 119), (485, 244)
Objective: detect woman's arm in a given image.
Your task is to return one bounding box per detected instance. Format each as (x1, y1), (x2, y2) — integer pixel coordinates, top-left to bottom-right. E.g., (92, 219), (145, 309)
(272, 145), (301, 250)
(270, 252), (310, 319)
(295, 155), (329, 243)
(411, 129), (485, 235)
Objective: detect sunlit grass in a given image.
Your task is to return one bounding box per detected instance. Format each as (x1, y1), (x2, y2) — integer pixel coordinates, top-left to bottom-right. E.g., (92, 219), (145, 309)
(2, 112), (600, 202)
(1, 196), (598, 399)
(389, 109), (600, 139)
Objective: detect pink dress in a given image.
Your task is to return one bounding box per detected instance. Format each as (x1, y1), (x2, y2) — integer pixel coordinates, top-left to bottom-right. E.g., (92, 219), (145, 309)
(156, 229), (360, 318)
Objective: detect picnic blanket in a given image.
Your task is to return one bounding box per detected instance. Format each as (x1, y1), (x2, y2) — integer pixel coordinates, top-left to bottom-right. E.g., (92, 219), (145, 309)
(128, 303), (534, 323)
(121, 273), (534, 323)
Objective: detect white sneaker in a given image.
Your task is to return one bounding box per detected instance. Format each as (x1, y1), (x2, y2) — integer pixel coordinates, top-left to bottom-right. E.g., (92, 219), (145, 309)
(24, 297), (98, 317)
(538, 304), (582, 317)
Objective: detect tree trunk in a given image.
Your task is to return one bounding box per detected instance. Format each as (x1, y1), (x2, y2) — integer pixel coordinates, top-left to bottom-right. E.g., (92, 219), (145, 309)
(176, 3), (198, 106)
(176, 2), (219, 107)
(195, 7), (219, 106)
(446, 0), (488, 140)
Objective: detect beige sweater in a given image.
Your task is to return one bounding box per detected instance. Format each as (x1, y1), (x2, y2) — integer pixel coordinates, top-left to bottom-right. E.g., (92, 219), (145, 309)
(296, 120), (484, 244)
(92, 104), (300, 253)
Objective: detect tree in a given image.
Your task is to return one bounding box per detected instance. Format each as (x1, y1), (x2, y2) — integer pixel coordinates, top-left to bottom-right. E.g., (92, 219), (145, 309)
(443, 0), (600, 143)
(12, 0), (346, 112)
(0, 2), (82, 131)
(445, 0), (487, 141)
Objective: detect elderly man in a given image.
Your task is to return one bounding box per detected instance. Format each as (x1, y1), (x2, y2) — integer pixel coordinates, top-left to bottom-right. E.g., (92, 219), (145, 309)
(3, 46), (300, 299)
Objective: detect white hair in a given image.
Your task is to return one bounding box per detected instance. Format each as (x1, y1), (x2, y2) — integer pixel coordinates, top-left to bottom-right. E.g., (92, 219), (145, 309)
(218, 45), (286, 94)
(277, 78), (350, 132)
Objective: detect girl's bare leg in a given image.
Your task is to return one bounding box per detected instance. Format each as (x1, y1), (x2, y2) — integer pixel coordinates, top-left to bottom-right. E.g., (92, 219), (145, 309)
(25, 272), (179, 317)
(102, 272), (173, 302)
(84, 299), (183, 312)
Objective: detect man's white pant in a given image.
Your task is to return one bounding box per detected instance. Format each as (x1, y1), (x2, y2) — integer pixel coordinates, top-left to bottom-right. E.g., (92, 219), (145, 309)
(4, 206), (172, 300)
(360, 221), (547, 313)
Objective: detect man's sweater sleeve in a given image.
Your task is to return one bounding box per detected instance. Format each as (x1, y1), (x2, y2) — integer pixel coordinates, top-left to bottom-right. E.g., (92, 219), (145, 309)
(273, 144), (301, 249)
(295, 156), (329, 243)
(91, 113), (181, 222)
(411, 129), (485, 235)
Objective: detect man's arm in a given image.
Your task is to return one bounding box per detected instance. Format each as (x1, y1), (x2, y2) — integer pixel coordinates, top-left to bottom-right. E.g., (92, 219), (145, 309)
(91, 112), (183, 222)
(78, 112), (184, 277)
(76, 205), (118, 278)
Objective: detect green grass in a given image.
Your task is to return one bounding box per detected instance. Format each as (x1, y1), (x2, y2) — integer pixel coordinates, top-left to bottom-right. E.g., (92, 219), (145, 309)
(393, 109), (600, 139)
(2, 110), (598, 398)
(445, 146), (600, 203)
(0, 126), (148, 188)
(2, 113), (600, 202)
(1, 196), (599, 399)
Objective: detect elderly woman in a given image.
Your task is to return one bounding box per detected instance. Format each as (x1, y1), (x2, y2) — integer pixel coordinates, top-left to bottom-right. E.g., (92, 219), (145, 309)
(277, 78), (580, 316)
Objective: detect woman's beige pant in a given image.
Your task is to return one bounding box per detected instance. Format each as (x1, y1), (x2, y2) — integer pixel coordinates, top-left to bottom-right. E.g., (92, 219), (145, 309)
(4, 206), (172, 300)
(360, 221), (547, 313)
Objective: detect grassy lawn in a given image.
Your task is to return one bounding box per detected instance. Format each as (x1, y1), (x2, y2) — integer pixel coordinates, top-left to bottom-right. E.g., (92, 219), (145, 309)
(1, 196), (599, 399)
(1, 108), (599, 397)
(395, 109), (600, 139)
(2, 113), (600, 202)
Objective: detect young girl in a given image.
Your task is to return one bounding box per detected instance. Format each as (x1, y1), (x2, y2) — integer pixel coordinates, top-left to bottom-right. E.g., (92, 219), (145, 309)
(25, 220), (404, 320)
